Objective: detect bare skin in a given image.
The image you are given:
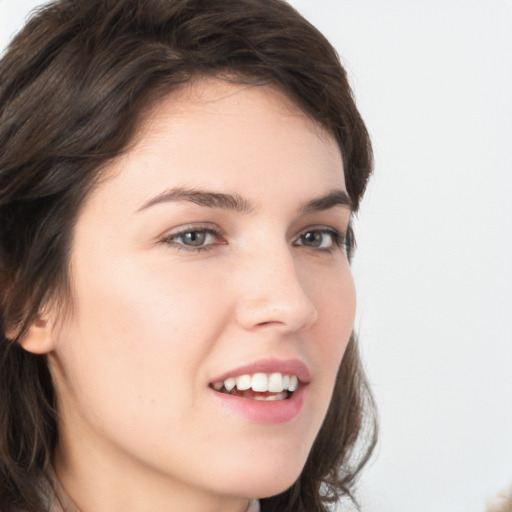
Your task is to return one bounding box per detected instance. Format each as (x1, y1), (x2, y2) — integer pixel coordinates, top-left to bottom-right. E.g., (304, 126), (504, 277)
(23, 79), (355, 512)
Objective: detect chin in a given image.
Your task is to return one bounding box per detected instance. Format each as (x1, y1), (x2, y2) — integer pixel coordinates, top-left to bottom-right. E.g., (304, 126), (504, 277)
(250, 478), (300, 500)
(222, 459), (305, 499)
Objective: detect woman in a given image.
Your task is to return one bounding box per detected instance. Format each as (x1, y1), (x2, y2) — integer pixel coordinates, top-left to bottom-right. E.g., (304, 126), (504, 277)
(0, 0), (377, 511)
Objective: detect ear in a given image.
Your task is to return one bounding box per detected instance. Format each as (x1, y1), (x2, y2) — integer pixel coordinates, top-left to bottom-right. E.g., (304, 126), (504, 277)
(13, 313), (57, 355)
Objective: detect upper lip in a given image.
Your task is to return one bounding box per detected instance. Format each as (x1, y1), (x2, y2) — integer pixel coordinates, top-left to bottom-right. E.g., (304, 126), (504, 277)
(210, 358), (311, 384)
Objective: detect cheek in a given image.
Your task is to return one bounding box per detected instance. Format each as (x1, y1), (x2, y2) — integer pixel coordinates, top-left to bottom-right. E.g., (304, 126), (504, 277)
(309, 262), (356, 347)
(55, 256), (230, 419)
(307, 265), (356, 398)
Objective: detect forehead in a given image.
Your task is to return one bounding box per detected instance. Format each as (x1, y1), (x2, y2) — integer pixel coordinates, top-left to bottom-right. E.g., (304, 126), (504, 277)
(87, 78), (345, 214)
(136, 78), (335, 149)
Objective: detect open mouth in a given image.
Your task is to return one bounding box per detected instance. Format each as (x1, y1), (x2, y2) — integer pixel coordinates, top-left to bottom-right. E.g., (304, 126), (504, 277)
(209, 372), (299, 401)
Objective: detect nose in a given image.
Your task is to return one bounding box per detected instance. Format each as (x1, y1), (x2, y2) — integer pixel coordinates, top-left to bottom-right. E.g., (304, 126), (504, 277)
(234, 245), (318, 333)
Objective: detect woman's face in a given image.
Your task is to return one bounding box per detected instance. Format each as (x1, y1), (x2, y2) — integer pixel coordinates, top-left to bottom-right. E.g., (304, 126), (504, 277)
(47, 79), (355, 509)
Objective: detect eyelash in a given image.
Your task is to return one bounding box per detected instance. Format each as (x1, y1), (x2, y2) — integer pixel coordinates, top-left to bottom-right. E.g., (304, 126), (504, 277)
(294, 227), (348, 251)
(160, 225), (226, 253)
(160, 225), (348, 253)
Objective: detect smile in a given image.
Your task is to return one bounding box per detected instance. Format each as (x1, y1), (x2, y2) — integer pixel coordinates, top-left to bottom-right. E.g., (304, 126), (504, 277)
(210, 372), (300, 401)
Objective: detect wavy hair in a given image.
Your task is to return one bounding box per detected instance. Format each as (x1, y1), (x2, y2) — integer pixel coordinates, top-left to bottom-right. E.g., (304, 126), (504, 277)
(0, 1), (377, 510)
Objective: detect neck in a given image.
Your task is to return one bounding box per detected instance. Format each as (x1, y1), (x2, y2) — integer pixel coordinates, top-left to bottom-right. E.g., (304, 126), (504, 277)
(53, 437), (251, 512)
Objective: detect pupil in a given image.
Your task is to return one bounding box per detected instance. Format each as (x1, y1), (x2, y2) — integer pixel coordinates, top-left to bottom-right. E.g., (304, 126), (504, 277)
(184, 231), (205, 246)
(304, 231), (321, 247)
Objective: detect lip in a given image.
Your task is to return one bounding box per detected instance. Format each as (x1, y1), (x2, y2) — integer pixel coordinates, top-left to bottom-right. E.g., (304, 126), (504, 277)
(210, 384), (307, 425)
(210, 358), (311, 384)
(209, 358), (310, 425)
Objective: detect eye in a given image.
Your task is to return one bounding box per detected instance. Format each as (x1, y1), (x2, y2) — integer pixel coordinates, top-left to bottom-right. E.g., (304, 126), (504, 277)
(294, 228), (344, 250)
(161, 226), (225, 251)
(173, 230), (214, 247)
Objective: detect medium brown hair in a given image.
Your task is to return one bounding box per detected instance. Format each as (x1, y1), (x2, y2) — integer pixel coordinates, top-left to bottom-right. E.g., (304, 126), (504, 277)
(0, 1), (376, 510)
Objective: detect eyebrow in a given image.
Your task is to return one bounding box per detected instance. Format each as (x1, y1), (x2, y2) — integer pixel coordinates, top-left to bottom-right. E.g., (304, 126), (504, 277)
(138, 187), (253, 213)
(137, 186), (352, 214)
(300, 189), (353, 213)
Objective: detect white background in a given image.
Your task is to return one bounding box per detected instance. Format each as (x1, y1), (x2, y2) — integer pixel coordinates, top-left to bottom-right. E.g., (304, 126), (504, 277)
(1, 1), (511, 511)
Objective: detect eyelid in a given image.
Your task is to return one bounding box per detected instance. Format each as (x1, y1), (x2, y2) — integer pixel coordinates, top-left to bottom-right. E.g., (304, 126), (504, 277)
(159, 223), (226, 251)
(295, 224), (350, 251)
(158, 222), (349, 253)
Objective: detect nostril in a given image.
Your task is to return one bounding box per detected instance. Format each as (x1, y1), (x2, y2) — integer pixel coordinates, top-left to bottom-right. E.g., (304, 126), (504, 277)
(235, 294), (317, 333)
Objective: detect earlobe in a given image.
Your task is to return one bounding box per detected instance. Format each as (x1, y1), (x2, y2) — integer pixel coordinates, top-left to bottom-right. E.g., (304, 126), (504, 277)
(15, 314), (57, 355)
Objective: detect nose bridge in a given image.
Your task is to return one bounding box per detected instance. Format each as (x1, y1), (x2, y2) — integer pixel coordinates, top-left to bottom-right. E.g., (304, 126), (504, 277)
(234, 238), (318, 332)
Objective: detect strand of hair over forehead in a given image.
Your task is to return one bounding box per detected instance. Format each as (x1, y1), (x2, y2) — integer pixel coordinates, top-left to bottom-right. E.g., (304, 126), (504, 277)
(0, 2), (376, 511)
(49, 0), (370, 211)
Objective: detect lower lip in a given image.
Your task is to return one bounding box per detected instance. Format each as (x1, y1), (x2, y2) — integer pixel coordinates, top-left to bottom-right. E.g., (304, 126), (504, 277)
(210, 385), (307, 425)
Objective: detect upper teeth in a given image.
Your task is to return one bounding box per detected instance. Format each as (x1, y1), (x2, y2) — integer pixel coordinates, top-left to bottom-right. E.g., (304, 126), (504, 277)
(214, 373), (299, 393)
